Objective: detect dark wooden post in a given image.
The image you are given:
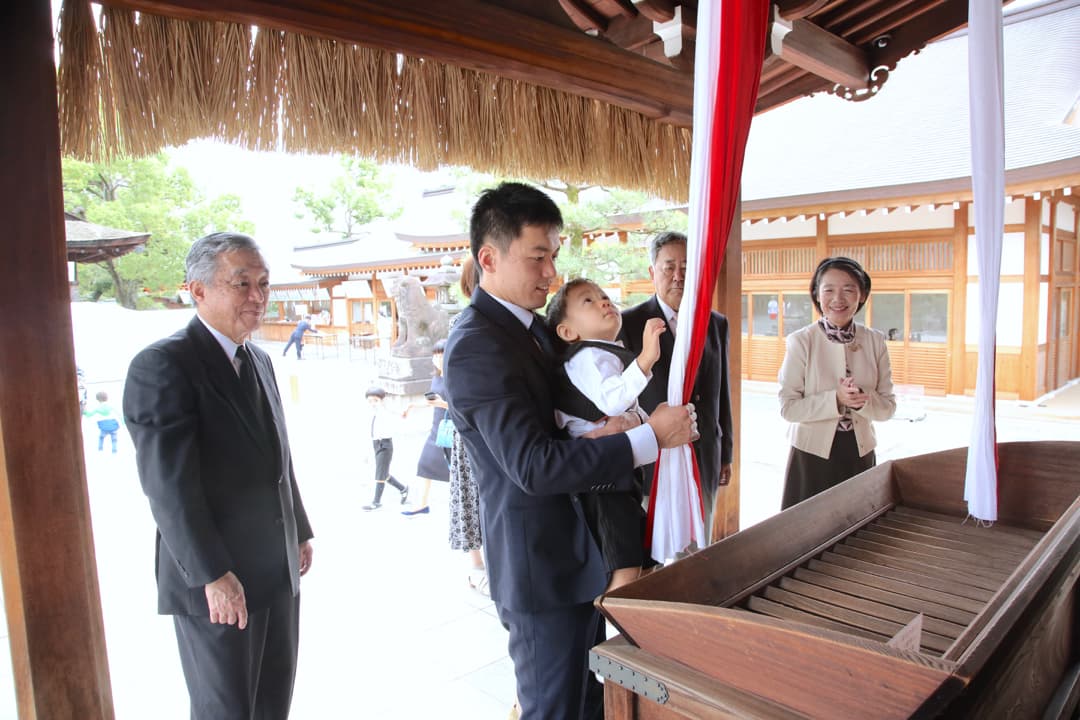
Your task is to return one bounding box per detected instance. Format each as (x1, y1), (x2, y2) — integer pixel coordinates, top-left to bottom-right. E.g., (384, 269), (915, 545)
(0, 1), (115, 717)
(712, 200), (742, 541)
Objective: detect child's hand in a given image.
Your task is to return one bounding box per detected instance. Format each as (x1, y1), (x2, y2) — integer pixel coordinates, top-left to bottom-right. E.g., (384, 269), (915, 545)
(637, 317), (667, 374)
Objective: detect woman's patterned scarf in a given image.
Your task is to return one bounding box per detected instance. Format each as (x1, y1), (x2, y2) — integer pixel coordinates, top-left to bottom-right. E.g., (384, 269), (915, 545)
(818, 317), (856, 431)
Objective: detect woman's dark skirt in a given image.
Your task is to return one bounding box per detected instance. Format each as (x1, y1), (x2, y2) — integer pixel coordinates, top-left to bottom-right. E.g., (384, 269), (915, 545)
(416, 406), (451, 481)
(781, 430), (875, 510)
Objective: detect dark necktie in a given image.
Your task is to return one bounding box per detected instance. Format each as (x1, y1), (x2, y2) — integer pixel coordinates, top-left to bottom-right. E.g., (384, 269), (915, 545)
(234, 345), (269, 429)
(529, 317), (555, 357)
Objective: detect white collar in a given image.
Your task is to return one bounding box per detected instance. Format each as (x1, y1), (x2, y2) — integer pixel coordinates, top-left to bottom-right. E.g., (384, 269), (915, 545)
(656, 296), (678, 324)
(197, 314), (243, 363)
(487, 292), (537, 330)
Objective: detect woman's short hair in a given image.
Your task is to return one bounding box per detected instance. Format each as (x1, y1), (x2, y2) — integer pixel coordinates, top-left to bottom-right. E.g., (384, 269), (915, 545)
(432, 339), (447, 355)
(810, 256), (872, 314)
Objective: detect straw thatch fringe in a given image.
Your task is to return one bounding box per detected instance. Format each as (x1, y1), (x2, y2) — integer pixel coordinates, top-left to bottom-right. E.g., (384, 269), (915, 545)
(57, 0), (692, 201)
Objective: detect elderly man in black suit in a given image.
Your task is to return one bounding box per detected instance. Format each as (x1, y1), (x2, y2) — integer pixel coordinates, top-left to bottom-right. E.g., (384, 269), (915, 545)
(124, 232), (313, 719)
(443, 183), (698, 720)
(621, 231), (734, 541)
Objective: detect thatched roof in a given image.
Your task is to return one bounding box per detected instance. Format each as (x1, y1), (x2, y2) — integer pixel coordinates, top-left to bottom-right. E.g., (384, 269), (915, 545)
(56, 0), (1004, 202)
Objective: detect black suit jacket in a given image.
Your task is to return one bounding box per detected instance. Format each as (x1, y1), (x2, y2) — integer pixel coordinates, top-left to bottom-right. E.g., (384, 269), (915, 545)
(444, 288), (637, 613)
(124, 317), (313, 616)
(621, 296), (733, 499)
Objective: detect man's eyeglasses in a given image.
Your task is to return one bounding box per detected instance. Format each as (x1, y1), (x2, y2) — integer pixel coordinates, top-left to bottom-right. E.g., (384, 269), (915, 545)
(657, 264), (687, 278)
(220, 280), (271, 298)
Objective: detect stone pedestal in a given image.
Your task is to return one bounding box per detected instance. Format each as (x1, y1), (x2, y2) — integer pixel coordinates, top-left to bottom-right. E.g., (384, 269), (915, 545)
(376, 354), (435, 396)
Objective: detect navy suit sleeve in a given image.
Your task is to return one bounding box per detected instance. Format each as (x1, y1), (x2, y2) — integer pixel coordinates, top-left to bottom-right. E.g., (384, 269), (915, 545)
(123, 345), (232, 588)
(446, 320), (634, 496)
(714, 313), (734, 465)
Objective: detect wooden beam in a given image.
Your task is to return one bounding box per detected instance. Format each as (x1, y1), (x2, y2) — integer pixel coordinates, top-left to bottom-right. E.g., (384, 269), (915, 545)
(100, 0), (694, 126)
(772, 16), (870, 90)
(775, 0), (832, 20)
(0, 1), (115, 717)
(557, 0), (608, 34)
(632, 0), (677, 23)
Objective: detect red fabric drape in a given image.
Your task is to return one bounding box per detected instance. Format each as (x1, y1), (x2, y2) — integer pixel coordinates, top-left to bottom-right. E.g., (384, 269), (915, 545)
(645, 1), (769, 557)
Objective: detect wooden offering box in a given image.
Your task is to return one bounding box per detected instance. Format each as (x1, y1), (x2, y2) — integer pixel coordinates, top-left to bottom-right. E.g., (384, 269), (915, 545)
(593, 441), (1080, 720)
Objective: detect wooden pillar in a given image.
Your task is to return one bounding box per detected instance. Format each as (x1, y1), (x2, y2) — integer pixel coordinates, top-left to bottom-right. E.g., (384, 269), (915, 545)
(1045, 199), (1059, 391)
(949, 203), (969, 394)
(712, 203), (742, 541)
(1020, 197), (1041, 400)
(0, 2), (115, 717)
(815, 213), (829, 260)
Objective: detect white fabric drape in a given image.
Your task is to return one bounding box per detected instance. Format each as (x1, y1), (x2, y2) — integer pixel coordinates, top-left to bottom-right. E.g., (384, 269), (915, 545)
(649, 0), (718, 562)
(964, 0), (1005, 522)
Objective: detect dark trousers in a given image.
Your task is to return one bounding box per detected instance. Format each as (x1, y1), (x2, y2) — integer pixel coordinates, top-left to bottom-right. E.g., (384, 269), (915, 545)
(499, 601), (606, 720)
(173, 587), (300, 720)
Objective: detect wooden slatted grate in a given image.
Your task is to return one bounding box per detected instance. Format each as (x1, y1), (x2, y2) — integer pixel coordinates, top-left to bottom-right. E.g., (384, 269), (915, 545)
(741, 506), (1044, 657)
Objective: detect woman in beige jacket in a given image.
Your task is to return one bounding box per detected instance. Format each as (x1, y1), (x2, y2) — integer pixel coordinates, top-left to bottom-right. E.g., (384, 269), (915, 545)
(779, 257), (896, 509)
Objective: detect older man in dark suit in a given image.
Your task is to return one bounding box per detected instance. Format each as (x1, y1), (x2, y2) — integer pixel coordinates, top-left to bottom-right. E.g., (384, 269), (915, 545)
(444, 183), (697, 720)
(621, 231), (734, 541)
(124, 232), (313, 719)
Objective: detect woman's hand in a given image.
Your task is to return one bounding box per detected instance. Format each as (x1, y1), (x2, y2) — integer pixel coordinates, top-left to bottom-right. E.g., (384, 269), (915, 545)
(837, 376), (868, 410)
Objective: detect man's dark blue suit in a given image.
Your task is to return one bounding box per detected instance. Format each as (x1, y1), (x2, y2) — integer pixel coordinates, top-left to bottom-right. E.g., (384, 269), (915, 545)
(444, 288), (638, 719)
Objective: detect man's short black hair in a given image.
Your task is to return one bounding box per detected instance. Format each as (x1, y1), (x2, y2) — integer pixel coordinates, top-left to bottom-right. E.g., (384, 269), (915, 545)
(365, 387), (387, 399)
(433, 339), (447, 355)
(809, 256), (872, 314)
(469, 182), (563, 262)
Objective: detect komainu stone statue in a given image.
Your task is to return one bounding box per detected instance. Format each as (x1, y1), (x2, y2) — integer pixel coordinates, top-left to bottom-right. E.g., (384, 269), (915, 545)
(391, 275), (448, 358)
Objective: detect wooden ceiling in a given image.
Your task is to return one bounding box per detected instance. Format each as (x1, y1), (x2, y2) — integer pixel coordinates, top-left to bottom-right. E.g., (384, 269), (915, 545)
(555, 0), (1011, 115)
(98, 0), (1008, 128)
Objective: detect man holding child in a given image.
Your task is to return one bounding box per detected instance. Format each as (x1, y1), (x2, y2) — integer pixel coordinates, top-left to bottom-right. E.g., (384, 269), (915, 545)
(443, 182), (698, 720)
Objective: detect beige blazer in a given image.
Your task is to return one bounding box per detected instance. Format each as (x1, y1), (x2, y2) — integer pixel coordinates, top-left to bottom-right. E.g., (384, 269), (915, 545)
(778, 323), (896, 459)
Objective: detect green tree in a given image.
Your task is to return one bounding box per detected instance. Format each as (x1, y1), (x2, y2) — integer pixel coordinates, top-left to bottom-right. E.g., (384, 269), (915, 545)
(292, 156), (400, 237)
(63, 154), (253, 309)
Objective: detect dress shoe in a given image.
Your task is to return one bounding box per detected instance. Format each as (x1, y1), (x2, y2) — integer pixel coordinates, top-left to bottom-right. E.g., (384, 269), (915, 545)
(362, 502), (382, 511)
(401, 506), (430, 516)
(400, 486), (410, 504)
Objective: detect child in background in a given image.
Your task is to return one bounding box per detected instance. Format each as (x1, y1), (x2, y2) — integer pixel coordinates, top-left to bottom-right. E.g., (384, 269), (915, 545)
(85, 390), (120, 454)
(363, 387), (409, 511)
(546, 278), (667, 590)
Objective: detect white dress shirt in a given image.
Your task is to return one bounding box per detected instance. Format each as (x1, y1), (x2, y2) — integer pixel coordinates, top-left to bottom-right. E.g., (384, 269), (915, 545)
(198, 314), (242, 375)
(556, 340), (649, 438)
(485, 292), (658, 468)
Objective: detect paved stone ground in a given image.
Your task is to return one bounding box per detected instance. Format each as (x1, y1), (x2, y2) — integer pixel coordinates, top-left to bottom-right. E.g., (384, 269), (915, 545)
(0, 303), (1076, 719)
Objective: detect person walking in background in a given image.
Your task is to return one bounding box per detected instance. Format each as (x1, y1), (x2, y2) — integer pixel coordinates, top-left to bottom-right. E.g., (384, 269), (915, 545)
(779, 256), (896, 509)
(444, 182), (698, 720)
(621, 231), (734, 541)
(85, 390), (120, 453)
(401, 340), (451, 517)
(282, 315), (315, 359)
(447, 257), (487, 594)
(363, 386), (409, 511)
(124, 232), (313, 719)
(546, 278), (667, 591)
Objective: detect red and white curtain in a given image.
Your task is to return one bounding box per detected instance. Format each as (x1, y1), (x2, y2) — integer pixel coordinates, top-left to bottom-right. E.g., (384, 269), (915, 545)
(647, 0), (769, 563)
(964, 0), (1005, 523)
